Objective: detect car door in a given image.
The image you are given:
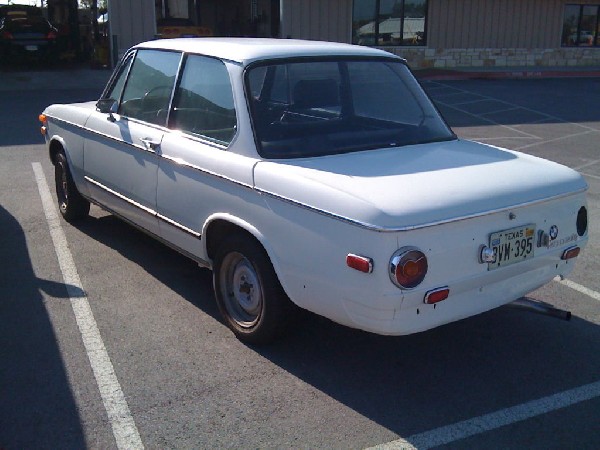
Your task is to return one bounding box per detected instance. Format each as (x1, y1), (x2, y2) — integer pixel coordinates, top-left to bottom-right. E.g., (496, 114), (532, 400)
(156, 54), (252, 261)
(84, 49), (182, 236)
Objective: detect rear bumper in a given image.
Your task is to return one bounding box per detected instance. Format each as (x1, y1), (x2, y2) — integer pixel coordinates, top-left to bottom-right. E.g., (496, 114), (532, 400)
(341, 242), (586, 335)
(2, 40), (55, 57)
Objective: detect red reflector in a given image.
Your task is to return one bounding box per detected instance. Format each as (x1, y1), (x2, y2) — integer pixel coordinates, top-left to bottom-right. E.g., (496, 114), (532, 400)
(424, 287), (449, 304)
(561, 246), (580, 260)
(346, 254), (373, 273)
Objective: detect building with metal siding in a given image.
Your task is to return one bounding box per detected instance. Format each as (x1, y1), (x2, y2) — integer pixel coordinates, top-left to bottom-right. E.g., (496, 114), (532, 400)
(280, 0), (352, 42)
(389, 0), (600, 69)
(107, 0), (157, 64)
(106, 0), (600, 69)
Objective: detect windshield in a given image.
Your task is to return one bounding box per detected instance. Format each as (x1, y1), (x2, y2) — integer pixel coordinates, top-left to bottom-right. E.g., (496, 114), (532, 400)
(246, 58), (455, 159)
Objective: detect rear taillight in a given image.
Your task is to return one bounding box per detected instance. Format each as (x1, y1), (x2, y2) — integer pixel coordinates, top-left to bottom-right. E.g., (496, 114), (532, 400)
(1, 31), (13, 39)
(390, 247), (428, 289)
(47, 30), (57, 39)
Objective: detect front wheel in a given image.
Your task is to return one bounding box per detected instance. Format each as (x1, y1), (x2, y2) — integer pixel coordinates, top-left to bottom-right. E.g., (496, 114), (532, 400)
(54, 151), (90, 222)
(213, 235), (295, 344)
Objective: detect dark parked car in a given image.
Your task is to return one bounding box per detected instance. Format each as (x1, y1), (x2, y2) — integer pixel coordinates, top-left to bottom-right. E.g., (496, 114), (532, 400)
(0, 12), (58, 61)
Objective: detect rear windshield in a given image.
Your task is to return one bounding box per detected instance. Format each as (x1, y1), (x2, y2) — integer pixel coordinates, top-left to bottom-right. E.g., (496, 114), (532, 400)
(246, 58), (455, 159)
(4, 15), (51, 32)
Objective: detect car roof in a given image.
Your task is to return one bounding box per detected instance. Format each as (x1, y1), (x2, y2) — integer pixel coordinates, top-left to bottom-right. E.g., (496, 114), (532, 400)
(133, 37), (403, 65)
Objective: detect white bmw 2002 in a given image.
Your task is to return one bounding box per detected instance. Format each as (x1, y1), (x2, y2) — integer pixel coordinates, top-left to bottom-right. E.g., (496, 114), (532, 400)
(40, 38), (589, 343)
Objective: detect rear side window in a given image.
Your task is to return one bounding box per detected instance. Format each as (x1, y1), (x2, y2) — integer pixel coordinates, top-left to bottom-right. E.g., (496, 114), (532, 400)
(170, 54), (237, 145)
(119, 49), (181, 126)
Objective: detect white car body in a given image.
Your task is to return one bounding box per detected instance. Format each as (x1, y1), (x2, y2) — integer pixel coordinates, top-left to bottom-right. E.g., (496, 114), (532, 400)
(41, 38), (589, 341)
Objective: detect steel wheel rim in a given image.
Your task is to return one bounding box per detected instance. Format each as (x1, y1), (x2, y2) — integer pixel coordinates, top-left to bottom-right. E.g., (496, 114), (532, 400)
(219, 252), (263, 328)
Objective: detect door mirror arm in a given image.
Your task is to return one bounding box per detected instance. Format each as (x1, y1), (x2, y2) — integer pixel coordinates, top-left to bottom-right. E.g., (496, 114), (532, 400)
(96, 98), (118, 122)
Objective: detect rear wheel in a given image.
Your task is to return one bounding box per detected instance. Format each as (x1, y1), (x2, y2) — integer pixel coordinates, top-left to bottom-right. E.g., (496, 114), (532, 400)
(54, 151), (90, 222)
(213, 235), (295, 344)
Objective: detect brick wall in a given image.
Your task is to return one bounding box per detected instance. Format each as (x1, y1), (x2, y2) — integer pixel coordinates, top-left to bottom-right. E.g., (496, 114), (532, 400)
(386, 47), (600, 70)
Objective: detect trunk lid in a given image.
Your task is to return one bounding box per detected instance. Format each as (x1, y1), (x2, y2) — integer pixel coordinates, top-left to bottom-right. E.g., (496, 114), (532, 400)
(253, 139), (587, 230)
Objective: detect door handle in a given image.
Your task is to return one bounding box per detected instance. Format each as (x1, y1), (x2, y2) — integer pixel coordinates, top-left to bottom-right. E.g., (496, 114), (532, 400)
(139, 137), (160, 152)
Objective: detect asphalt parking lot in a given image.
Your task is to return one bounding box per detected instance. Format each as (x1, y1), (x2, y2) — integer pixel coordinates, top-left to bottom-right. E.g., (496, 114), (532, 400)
(0, 71), (599, 449)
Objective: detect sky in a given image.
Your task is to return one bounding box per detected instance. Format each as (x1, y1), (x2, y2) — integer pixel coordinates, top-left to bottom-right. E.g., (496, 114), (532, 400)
(0, 1), (43, 6)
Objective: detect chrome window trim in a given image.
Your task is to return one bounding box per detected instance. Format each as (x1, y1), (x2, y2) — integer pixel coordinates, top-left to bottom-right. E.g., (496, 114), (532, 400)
(167, 129), (228, 150)
(101, 49), (136, 101)
(164, 51), (186, 127)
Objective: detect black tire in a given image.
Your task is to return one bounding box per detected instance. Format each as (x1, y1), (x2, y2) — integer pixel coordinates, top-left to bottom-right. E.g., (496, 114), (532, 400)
(54, 151), (90, 222)
(213, 235), (295, 344)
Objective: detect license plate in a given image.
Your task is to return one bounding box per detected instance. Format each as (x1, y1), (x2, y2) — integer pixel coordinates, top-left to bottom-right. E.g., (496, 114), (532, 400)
(25, 45), (38, 51)
(488, 224), (535, 270)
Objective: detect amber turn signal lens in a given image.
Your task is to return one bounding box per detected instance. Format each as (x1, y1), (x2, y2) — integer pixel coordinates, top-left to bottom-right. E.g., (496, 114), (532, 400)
(39, 114), (47, 124)
(390, 248), (428, 289)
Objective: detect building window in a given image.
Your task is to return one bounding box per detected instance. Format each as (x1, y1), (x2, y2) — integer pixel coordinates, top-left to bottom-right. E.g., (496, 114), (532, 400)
(562, 4), (600, 47)
(352, 0), (427, 47)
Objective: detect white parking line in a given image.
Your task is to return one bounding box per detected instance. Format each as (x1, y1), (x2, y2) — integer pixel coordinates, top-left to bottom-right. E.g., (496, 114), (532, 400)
(514, 130), (596, 151)
(573, 159), (600, 171)
(468, 136), (535, 141)
(435, 100), (542, 140)
(367, 380), (600, 450)
(32, 163), (144, 450)
(557, 278), (600, 302)
(480, 106), (521, 116)
(451, 98), (491, 106)
(581, 172), (600, 181)
(429, 80), (600, 133)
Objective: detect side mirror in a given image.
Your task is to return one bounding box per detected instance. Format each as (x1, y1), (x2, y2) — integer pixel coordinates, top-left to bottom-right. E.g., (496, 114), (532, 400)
(96, 98), (118, 121)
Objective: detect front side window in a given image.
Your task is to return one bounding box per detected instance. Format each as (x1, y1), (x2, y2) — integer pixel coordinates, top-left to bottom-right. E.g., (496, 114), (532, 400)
(352, 0), (427, 47)
(119, 49), (181, 126)
(562, 4), (600, 47)
(170, 54), (237, 144)
(246, 58), (454, 159)
(105, 52), (133, 103)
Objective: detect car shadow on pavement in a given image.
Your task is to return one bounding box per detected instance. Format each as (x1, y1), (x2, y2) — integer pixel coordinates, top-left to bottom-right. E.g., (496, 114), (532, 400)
(72, 213), (222, 323)
(255, 299), (600, 446)
(68, 208), (600, 448)
(0, 204), (86, 448)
